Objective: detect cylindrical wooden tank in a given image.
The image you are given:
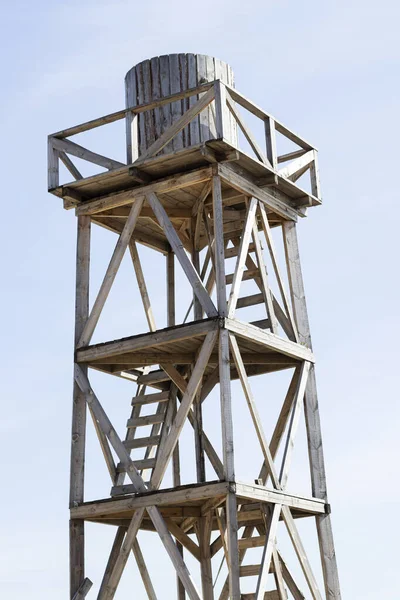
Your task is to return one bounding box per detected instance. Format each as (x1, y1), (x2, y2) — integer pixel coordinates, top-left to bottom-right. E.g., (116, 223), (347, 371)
(125, 53), (237, 160)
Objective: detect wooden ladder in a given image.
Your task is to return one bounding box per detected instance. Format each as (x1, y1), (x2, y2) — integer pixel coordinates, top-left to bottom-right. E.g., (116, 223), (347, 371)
(224, 230), (276, 332)
(115, 382), (172, 486)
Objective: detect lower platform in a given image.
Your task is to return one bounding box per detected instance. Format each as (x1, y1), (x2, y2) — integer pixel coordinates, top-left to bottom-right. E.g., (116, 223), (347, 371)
(70, 480), (326, 535)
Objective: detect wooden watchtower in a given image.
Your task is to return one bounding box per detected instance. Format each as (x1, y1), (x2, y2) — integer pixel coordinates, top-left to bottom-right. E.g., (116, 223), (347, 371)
(47, 53), (341, 600)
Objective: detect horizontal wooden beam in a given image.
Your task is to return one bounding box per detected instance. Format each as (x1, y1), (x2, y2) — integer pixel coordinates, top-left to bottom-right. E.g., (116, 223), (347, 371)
(75, 167), (213, 216)
(51, 136), (124, 171)
(76, 319), (218, 363)
(225, 84), (315, 151)
(235, 482), (325, 515)
(225, 318), (314, 362)
(71, 481), (231, 519)
(50, 81), (214, 139)
(217, 163), (299, 221)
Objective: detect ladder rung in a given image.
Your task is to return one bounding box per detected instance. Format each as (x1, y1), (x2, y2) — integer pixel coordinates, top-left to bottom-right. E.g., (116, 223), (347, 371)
(123, 435), (161, 450)
(127, 414), (164, 428)
(250, 318), (270, 329)
(236, 293), (264, 308)
(225, 242), (256, 259)
(117, 458), (156, 473)
(131, 391), (170, 406)
(225, 269), (258, 285)
(240, 564), (261, 577)
(111, 483), (150, 497)
(238, 535), (266, 550)
(137, 370), (170, 385)
(241, 593), (280, 600)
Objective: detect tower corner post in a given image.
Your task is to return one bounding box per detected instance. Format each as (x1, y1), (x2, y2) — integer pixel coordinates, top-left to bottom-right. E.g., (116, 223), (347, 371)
(282, 220), (341, 600)
(69, 215), (91, 598)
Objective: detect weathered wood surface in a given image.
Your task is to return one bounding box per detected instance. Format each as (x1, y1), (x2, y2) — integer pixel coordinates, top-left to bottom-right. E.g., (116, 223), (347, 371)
(283, 221), (341, 599)
(126, 54), (237, 159)
(70, 216), (90, 599)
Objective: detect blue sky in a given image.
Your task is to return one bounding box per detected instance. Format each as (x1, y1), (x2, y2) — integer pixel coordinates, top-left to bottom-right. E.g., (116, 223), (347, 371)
(1, 0), (399, 598)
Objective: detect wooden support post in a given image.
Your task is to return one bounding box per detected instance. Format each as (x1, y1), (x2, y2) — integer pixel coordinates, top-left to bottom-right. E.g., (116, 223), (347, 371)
(199, 512), (214, 600)
(282, 221), (341, 600)
(219, 330), (240, 600)
(70, 215), (90, 599)
(167, 250), (185, 600)
(48, 137), (59, 189)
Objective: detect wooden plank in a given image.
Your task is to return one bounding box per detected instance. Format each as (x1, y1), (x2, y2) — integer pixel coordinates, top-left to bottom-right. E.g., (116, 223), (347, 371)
(48, 137), (59, 189)
(52, 136), (124, 171)
(279, 150), (314, 181)
(72, 577), (92, 600)
(70, 215), (90, 599)
(75, 166), (212, 216)
(72, 481), (230, 517)
(255, 504), (281, 600)
(132, 539), (157, 600)
(251, 218), (277, 333)
(214, 80), (230, 141)
(277, 149), (308, 164)
(224, 84), (315, 151)
(212, 175), (227, 315)
(227, 197), (258, 317)
(218, 328), (241, 600)
(258, 204), (298, 341)
(97, 528), (125, 600)
(76, 319), (217, 363)
(131, 391), (170, 406)
(264, 118), (278, 170)
(146, 191), (218, 317)
(282, 221), (341, 600)
(229, 334), (280, 488)
(217, 163), (298, 222)
(281, 506), (322, 600)
(139, 87), (215, 161)
(50, 82), (213, 139)
(127, 413), (164, 428)
(150, 330), (218, 487)
(88, 405), (117, 482)
(123, 435), (161, 450)
(278, 551), (306, 600)
(199, 512), (214, 600)
(165, 519), (200, 561)
(226, 92), (271, 166)
(235, 482), (325, 515)
(129, 242), (156, 331)
(194, 182), (211, 251)
(279, 362), (310, 489)
(99, 508), (146, 600)
(272, 547), (287, 600)
(77, 198), (144, 348)
(59, 151), (83, 180)
(259, 366), (302, 483)
(225, 318), (314, 363)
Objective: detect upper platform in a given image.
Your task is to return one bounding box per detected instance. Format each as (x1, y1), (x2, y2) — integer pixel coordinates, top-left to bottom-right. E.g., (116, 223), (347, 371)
(48, 79), (321, 252)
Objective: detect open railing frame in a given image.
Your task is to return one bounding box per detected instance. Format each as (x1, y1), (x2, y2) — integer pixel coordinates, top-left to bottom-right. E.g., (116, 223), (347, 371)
(48, 80), (321, 202)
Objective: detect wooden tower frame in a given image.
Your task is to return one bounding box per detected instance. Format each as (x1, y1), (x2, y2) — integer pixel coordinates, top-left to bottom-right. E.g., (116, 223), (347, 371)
(47, 55), (341, 600)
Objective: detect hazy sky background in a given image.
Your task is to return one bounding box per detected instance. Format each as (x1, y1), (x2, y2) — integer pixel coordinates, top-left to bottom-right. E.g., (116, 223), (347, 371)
(1, 0), (399, 598)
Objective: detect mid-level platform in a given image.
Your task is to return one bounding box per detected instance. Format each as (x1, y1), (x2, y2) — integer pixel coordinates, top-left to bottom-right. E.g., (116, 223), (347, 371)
(71, 480), (326, 534)
(76, 318), (314, 379)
